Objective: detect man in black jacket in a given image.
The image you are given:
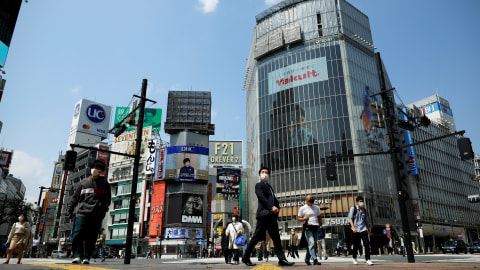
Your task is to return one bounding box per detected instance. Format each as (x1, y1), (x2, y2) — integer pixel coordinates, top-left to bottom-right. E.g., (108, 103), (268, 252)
(68, 159), (111, 264)
(241, 167), (294, 267)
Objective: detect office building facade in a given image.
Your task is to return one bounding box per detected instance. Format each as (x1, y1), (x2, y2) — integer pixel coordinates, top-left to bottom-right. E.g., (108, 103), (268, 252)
(245, 0), (400, 249)
(407, 96), (480, 246)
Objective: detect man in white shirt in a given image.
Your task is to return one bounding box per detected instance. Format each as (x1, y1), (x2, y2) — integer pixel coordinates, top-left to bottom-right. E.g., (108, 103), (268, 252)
(297, 194), (322, 265)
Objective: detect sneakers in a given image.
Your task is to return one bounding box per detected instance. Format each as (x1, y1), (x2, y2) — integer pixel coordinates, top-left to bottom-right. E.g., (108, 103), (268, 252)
(366, 260), (374, 266)
(82, 259), (90, 264)
(353, 258), (358, 265)
(101, 258), (105, 262)
(72, 258), (81, 264)
(324, 256), (328, 260)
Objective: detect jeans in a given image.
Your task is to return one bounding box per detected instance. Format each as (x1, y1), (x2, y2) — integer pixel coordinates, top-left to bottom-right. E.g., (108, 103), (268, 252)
(304, 226), (318, 261)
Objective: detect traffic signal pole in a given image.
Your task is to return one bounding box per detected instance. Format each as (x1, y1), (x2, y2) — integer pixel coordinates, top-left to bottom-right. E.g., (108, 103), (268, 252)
(124, 79), (147, 264)
(376, 52), (415, 263)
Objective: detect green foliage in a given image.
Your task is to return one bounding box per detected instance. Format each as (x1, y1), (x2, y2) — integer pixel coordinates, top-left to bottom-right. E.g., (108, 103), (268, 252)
(0, 198), (35, 226)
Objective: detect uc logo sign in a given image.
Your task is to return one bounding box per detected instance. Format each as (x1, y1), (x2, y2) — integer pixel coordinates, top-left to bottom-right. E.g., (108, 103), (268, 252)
(73, 103), (81, 118)
(86, 104), (106, 124)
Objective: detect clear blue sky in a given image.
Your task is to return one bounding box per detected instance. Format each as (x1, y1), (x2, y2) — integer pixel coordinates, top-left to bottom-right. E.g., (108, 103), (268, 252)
(0, 0), (479, 203)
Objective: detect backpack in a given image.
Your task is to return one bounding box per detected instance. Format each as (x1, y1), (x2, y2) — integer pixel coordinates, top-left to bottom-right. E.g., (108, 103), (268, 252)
(352, 207), (368, 224)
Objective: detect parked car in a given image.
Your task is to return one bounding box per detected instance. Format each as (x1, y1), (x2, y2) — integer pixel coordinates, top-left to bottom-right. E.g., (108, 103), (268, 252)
(51, 250), (66, 258)
(469, 240), (480, 254)
(441, 240), (468, 254)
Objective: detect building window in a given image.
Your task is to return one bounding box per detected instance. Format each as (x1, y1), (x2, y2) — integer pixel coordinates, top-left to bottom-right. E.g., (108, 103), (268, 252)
(317, 13), (323, 37)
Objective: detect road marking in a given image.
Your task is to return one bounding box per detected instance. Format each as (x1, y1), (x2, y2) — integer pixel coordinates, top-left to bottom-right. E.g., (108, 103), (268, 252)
(30, 263), (117, 270)
(252, 263), (283, 270)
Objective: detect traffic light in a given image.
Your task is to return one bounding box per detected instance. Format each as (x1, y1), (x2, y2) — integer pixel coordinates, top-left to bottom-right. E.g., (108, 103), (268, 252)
(369, 101), (386, 128)
(468, 194), (480, 203)
(326, 162), (337, 181)
(64, 150), (77, 171)
(457, 137), (474, 160)
(419, 115), (431, 127)
(114, 124), (128, 137)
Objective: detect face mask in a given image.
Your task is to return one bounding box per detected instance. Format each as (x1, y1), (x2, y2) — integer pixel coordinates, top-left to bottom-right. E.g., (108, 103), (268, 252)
(358, 202), (365, 208)
(308, 198), (315, 204)
(18, 216), (24, 221)
(91, 168), (100, 177)
(232, 217), (236, 222)
(260, 173), (269, 181)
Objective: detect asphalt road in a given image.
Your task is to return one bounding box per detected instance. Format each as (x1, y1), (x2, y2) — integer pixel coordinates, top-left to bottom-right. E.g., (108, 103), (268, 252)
(2, 253), (480, 269)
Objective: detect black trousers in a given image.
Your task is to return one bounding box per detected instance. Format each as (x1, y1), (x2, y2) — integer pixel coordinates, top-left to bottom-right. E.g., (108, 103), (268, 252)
(243, 214), (285, 261)
(352, 230), (370, 260)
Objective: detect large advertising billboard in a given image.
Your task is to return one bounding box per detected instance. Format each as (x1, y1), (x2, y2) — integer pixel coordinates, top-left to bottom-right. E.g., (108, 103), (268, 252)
(209, 140), (243, 167)
(163, 146), (208, 182)
(148, 181), (166, 237)
(165, 193), (204, 225)
(110, 127), (152, 164)
(216, 168), (241, 200)
(70, 99), (112, 139)
(114, 107), (163, 131)
(165, 227), (203, 240)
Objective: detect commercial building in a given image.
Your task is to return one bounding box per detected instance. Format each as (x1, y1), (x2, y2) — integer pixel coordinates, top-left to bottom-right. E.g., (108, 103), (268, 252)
(147, 91), (214, 257)
(244, 0), (401, 251)
(406, 95), (480, 248)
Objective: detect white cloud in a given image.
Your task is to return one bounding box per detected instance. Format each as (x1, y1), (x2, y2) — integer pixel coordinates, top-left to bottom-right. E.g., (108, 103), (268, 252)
(70, 86), (81, 95)
(9, 151), (52, 204)
(199, 0), (219, 13)
(211, 109), (218, 118)
(265, 0), (282, 5)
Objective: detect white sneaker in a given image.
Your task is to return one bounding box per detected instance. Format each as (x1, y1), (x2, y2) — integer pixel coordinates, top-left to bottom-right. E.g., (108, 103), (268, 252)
(366, 260), (374, 266)
(72, 258), (81, 264)
(82, 259), (90, 264)
(353, 258), (358, 265)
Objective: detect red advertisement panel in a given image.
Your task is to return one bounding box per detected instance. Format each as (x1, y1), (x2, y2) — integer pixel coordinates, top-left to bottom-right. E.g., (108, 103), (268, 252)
(149, 181), (166, 237)
(96, 145), (109, 176)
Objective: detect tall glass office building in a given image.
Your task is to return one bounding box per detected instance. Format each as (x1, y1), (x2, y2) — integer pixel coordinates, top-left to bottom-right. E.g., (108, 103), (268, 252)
(244, 0), (401, 248)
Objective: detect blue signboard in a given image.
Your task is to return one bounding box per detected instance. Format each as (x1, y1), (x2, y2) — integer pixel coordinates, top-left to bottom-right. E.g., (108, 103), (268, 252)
(400, 108), (419, 175)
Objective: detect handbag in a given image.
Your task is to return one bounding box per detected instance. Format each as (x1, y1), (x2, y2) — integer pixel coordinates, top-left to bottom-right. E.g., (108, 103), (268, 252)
(231, 223), (246, 246)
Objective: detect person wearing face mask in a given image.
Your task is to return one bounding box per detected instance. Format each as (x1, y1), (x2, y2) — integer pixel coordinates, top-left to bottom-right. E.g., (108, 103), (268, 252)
(348, 196), (373, 266)
(225, 215), (244, 265)
(68, 159), (111, 264)
(3, 213), (32, 264)
(297, 194), (322, 265)
(241, 167), (294, 267)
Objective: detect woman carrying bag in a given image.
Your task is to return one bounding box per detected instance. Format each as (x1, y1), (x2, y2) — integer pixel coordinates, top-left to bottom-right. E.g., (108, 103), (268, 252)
(3, 213), (33, 264)
(225, 215), (244, 265)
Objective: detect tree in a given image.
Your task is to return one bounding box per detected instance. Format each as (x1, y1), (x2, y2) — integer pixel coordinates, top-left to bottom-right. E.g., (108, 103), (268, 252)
(0, 198), (35, 226)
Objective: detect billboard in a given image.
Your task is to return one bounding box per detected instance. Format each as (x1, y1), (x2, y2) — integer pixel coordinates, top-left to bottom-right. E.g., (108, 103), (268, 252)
(166, 193), (204, 225)
(165, 227), (203, 240)
(163, 146), (208, 182)
(216, 168), (241, 200)
(0, 150), (13, 168)
(145, 140), (156, 175)
(149, 181), (166, 237)
(70, 99), (112, 139)
(96, 144), (109, 177)
(110, 126), (152, 164)
(154, 148), (165, 181)
(114, 107), (163, 131)
(209, 140), (243, 167)
(51, 162), (63, 190)
(401, 108), (419, 175)
(268, 57), (328, 95)
(420, 102), (453, 116)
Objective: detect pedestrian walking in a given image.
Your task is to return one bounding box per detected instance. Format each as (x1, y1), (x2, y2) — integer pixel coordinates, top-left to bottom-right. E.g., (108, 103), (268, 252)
(221, 221), (232, 263)
(348, 196), (374, 266)
(225, 215), (244, 265)
(297, 194), (322, 265)
(2, 213), (33, 264)
(241, 167), (294, 267)
(68, 159), (111, 264)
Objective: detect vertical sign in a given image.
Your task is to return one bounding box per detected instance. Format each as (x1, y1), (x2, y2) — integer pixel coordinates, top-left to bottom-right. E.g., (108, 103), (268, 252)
(145, 139), (156, 175)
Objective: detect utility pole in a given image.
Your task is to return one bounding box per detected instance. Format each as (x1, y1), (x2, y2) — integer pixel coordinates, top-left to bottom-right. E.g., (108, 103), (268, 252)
(124, 79), (147, 264)
(376, 52), (415, 263)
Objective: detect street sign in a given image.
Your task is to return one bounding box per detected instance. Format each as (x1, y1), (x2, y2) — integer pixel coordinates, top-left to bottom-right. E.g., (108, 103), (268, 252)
(40, 216), (46, 223)
(387, 233), (392, 239)
(386, 224), (390, 229)
(383, 229), (386, 234)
